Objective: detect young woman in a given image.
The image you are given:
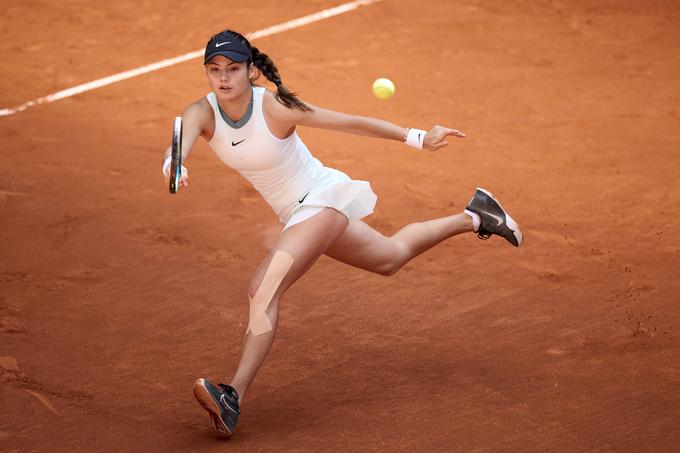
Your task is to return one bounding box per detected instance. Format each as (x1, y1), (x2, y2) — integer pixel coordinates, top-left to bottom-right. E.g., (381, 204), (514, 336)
(162, 29), (523, 436)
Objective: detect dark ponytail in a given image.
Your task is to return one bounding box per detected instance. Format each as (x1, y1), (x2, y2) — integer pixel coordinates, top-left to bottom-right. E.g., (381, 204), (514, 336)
(213, 29), (312, 111)
(250, 46), (311, 111)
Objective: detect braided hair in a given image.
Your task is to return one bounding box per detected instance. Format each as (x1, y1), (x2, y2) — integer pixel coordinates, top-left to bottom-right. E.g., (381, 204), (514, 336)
(209, 29), (312, 111)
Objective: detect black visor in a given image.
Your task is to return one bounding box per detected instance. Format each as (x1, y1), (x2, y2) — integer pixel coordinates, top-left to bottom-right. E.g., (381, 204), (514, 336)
(204, 33), (252, 64)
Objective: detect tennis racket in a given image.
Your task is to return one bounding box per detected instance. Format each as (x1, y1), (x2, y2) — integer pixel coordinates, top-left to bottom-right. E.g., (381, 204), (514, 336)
(169, 116), (183, 194)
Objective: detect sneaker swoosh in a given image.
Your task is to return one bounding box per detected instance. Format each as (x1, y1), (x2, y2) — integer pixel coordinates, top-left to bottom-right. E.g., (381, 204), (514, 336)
(220, 394), (239, 414)
(215, 41), (231, 47)
(298, 192), (309, 203)
(231, 139), (245, 146)
(486, 211), (504, 227)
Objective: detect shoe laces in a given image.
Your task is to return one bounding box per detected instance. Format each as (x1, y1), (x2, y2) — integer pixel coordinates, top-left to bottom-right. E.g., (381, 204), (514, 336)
(219, 384), (240, 404)
(477, 227), (491, 240)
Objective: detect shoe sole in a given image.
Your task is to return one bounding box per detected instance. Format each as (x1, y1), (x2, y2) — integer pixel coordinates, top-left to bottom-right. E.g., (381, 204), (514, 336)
(193, 378), (233, 436)
(475, 187), (524, 247)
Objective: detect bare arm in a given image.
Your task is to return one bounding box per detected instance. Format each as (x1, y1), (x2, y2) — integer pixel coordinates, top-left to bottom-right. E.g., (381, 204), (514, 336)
(297, 106), (407, 141)
(162, 99), (214, 188)
(264, 92), (465, 151)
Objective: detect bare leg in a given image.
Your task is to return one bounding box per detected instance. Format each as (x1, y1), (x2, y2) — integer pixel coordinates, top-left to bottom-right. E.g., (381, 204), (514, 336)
(226, 211), (470, 400)
(391, 212), (473, 257)
(228, 208), (348, 402)
(325, 212), (473, 275)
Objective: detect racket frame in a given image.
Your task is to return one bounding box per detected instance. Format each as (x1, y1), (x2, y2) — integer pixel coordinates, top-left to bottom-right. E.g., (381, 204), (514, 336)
(169, 116), (183, 194)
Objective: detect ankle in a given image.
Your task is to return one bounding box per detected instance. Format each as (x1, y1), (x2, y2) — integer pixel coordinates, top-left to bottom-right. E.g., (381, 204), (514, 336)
(228, 381), (246, 403)
(463, 209), (480, 232)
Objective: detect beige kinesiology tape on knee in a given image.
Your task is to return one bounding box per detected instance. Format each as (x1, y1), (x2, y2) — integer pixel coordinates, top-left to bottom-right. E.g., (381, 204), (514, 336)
(247, 250), (294, 336)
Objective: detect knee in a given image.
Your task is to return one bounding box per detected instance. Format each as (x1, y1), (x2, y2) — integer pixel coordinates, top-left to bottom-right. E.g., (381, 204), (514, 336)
(248, 250), (295, 299)
(247, 250), (295, 336)
(248, 266), (268, 300)
(375, 242), (409, 276)
(247, 279), (260, 300)
(376, 262), (401, 276)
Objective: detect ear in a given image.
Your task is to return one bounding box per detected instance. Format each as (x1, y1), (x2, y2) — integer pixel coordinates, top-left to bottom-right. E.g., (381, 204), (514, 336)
(248, 64), (260, 82)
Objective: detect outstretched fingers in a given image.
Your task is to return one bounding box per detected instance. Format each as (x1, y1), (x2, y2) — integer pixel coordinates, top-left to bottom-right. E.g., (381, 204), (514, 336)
(445, 128), (466, 138)
(425, 125), (466, 151)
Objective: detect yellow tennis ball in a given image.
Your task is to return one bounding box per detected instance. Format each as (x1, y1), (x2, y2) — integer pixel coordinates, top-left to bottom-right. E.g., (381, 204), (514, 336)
(372, 78), (395, 100)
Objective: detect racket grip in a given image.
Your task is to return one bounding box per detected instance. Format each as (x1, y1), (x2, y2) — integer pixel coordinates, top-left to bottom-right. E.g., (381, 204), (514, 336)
(162, 156), (172, 176)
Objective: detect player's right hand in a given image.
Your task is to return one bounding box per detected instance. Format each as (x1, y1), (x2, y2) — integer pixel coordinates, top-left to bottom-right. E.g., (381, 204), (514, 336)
(178, 166), (189, 188)
(163, 164), (189, 188)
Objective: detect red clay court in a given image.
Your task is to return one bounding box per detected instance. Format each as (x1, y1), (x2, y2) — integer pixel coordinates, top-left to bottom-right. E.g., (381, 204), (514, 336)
(2, 0), (680, 451)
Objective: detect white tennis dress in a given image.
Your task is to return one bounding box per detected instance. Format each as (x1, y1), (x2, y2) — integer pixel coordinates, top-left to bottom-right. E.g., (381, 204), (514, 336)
(206, 87), (377, 230)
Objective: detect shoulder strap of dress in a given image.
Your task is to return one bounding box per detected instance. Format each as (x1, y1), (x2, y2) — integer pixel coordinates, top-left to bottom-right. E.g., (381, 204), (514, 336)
(205, 92), (218, 111)
(253, 86), (266, 107)
(251, 87), (266, 121)
(204, 92), (223, 140)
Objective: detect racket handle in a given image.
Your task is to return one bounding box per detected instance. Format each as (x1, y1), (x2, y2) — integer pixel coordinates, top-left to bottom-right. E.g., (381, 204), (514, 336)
(162, 156), (172, 176)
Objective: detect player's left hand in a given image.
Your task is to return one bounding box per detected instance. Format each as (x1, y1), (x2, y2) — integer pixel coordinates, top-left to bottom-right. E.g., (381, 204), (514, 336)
(424, 126), (465, 151)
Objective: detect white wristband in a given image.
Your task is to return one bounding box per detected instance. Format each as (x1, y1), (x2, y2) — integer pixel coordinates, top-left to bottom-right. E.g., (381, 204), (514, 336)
(162, 156), (172, 176)
(405, 128), (426, 150)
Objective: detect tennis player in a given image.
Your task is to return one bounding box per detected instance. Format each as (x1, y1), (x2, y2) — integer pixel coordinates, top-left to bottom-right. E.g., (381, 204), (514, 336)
(162, 29), (523, 436)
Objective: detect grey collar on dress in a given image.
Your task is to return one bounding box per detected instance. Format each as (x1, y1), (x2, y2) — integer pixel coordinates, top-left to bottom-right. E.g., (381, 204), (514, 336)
(217, 89), (254, 129)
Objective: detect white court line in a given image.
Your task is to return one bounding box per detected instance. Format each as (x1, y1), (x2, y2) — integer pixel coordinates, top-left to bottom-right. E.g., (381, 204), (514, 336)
(0, 0), (382, 117)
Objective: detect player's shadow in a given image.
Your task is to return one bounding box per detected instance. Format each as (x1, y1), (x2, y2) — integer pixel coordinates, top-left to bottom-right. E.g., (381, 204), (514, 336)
(240, 327), (496, 439)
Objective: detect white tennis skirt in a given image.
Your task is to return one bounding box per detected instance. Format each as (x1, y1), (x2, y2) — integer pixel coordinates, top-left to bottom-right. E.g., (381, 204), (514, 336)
(280, 167), (377, 231)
